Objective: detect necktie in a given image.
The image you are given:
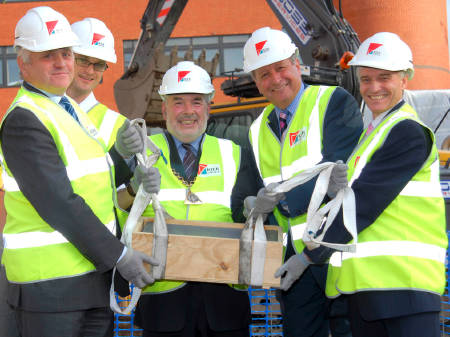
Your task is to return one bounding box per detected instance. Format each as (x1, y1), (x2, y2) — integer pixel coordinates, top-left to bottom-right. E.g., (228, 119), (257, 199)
(279, 110), (288, 136)
(365, 122), (374, 136)
(59, 96), (79, 124)
(182, 143), (197, 180)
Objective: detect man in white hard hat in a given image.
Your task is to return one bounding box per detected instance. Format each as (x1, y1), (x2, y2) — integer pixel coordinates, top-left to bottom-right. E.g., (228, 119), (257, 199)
(235, 27), (363, 337)
(67, 17), (129, 229)
(67, 17), (125, 150)
(131, 61), (251, 337)
(0, 7), (160, 337)
(306, 32), (447, 337)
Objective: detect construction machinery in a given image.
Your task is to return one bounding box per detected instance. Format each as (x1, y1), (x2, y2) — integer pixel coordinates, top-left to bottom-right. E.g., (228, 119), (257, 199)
(113, 0), (361, 127)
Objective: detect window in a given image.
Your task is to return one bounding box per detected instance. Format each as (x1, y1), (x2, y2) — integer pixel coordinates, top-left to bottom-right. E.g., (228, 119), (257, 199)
(123, 34), (250, 76)
(0, 46), (20, 88)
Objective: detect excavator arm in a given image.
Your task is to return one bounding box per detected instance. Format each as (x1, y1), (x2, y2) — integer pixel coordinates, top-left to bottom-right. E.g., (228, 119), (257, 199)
(114, 0), (361, 125)
(222, 0), (361, 100)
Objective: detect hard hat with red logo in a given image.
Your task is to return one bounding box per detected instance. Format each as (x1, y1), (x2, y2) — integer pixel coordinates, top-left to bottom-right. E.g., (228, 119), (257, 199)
(71, 18), (117, 63)
(159, 61), (215, 100)
(14, 6), (80, 52)
(349, 32), (414, 79)
(243, 27), (297, 73)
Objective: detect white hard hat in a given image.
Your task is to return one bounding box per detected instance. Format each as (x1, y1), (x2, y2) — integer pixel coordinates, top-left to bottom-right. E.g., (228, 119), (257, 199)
(71, 18), (117, 63)
(349, 32), (414, 79)
(243, 27), (297, 73)
(159, 61), (215, 100)
(14, 6), (80, 52)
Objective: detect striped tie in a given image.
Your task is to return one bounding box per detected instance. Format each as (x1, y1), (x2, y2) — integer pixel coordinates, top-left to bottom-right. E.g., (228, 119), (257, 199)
(279, 110), (288, 135)
(59, 96), (80, 124)
(182, 143), (197, 180)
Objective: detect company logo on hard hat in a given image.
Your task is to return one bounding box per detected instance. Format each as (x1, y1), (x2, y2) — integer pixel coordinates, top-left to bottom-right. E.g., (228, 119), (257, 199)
(178, 71), (191, 82)
(289, 128), (306, 147)
(255, 40), (269, 56)
(92, 33), (105, 47)
(46, 21), (58, 35)
(366, 43), (383, 56)
(198, 164), (221, 176)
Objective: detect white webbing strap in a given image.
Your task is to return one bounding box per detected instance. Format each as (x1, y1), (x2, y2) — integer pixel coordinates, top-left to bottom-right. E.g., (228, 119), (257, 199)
(238, 213), (267, 286)
(110, 119), (168, 315)
(271, 162), (357, 253)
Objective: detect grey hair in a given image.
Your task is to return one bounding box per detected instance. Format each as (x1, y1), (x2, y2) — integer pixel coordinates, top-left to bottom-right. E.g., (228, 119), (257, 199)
(16, 46), (31, 63)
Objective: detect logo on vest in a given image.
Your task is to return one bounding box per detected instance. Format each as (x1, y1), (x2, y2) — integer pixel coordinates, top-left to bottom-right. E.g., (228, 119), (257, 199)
(198, 164), (221, 176)
(289, 128), (306, 147)
(354, 156), (360, 168)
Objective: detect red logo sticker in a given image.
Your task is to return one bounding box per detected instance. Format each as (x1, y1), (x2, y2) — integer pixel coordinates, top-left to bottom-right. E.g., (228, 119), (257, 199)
(178, 71), (191, 82)
(92, 33), (105, 45)
(367, 43), (382, 55)
(198, 164), (207, 175)
(255, 40), (267, 55)
(354, 156), (360, 167)
(45, 21), (58, 35)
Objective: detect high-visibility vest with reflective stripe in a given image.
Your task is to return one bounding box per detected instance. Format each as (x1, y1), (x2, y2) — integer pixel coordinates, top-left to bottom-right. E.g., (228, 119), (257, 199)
(249, 85), (335, 257)
(141, 133), (243, 294)
(86, 102), (128, 230)
(87, 103), (126, 151)
(0, 87), (117, 283)
(326, 105), (447, 298)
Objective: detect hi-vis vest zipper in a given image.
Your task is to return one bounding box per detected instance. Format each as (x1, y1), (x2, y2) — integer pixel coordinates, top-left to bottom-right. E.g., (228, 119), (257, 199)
(249, 85), (335, 258)
(326, 104), (447, 298)
(0, 86), (117, 283)
(141, 133), (246, 294)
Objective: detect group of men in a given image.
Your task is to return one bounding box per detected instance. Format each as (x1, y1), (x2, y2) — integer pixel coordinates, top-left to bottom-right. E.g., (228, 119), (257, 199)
(0, 4), (447, 337)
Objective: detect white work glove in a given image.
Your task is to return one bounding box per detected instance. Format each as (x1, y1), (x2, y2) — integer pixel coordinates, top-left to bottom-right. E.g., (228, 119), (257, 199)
(115, 119), (144, 159)
(327, 160), (348, 198)
(130, 164), (161, 195)
(116, 247), (159, 288)
(274, 252), (311, 291)
(243, 183), (285, 219)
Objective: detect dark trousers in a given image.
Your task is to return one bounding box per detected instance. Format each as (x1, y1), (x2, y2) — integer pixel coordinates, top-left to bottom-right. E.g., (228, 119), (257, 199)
(141, 293), (249, 337)
(0, 264), (20, 337)
(15, 307), (114, 337)
(348, 294), (440, 337)
(277, 264), (330, 337)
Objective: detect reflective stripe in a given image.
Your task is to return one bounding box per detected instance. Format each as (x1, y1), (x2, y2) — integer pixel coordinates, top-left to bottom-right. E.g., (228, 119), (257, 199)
(254, 87), (326, 186)
(329, 241), (446, 267)
(290, 222), (306, 241)
(97, 109), (119, 146)
(16, 96), (80, 165)
(3, 219), (116, 249)
(350, 111), (414, 185)
(66, 157), (111, 181)
(218, 138), (236, 196)
(400, 180), (443, 198)
(2, 171), (19, 192)
(158, 189), (230, 207)
(250, 113), (264, 176)
(282, 232), (288, 247)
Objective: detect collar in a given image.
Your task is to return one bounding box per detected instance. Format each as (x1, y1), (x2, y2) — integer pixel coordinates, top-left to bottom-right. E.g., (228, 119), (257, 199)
(172, 133), (204, 156)
(274, 82), (305, 119)
(23, 82), (63, 105)
(370, 100), (405, 129)
(78, 92), (98, 112)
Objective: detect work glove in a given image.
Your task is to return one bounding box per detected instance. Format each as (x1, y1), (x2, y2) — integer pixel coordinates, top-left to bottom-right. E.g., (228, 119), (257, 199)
(274, 252), (311, 291)
(116, 247), (159, 289)
(244, 183), (285, 219)
(129, 164), (161, 195)
(115, 119), (144, 159)
(327, 160), (348, 198)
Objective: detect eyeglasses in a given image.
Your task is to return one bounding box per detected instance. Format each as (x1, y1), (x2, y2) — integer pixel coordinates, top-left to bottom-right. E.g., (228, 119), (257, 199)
(75, 57), (108, 72)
